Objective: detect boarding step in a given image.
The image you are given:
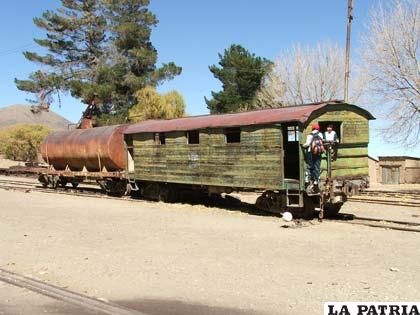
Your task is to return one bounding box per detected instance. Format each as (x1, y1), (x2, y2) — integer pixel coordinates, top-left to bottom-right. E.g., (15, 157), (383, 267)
(286, 189), (303, 207)
(287, 204), (302, 208)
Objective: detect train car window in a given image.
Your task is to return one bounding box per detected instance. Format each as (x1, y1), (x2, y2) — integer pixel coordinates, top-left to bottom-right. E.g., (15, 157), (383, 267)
(287, 126), (299, 142)
(319, 122), (341, 140)
(159, 133), (166, 145)
(225, 127), (241, 143)
(187, 130), (200, 144)
(154, 132), (165, 145)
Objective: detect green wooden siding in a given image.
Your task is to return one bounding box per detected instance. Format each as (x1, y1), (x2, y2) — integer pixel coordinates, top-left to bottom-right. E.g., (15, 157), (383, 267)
(132, 125), (284, 190)
(303, 109), (370, 179)
(308, 110), (369, 144)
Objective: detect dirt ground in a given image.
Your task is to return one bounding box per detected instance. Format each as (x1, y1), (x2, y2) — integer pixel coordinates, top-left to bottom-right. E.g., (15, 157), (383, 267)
(0, 188), (419, 315)
(0, 282), (99, 315)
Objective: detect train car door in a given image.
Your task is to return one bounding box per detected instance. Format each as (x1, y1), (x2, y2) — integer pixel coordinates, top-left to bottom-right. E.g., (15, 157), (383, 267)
(124, 135), (135, 173)
(282, 124), (300, 179)
(382, 166), (400, 184)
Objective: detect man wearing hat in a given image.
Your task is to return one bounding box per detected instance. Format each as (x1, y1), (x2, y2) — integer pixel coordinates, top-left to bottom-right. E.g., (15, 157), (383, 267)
(302, 123), (325, 193)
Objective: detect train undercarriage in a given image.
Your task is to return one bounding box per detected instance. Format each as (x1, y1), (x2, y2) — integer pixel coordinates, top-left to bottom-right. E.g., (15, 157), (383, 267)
(38, 169), (361, 219)
(38, 169), (129, 196)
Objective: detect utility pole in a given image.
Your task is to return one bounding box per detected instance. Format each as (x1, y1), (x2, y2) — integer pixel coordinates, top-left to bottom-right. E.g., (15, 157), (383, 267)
(344, 0), (353, 103)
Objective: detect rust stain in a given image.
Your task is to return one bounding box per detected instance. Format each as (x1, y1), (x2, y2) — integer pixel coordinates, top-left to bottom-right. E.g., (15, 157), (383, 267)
(41, 125), (128, 172)
(125, 101), (350, 134)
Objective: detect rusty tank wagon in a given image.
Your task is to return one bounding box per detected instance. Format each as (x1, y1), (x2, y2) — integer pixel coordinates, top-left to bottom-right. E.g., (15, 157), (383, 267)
(39, 124), (129, 195)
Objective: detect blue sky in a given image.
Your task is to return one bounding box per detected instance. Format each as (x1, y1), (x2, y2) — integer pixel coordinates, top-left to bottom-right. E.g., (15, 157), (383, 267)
(0, 0), (418, 158)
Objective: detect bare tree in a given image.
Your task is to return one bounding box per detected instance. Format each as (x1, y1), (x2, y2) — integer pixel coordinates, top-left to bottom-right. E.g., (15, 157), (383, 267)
(361, 0), (419, 146)
(256, 42), (362, 107)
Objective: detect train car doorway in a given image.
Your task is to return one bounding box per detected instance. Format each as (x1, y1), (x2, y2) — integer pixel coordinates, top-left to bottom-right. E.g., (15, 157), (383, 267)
(283, 124), (300, 179)
(125, 135), (135, 173)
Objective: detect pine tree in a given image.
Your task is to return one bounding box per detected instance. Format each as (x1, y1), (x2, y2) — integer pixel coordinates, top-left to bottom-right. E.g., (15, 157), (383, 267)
(15, 0), (181, 116)
(103, 0), (181, 112)
(205, 44), (273, 114)
(15, 0), (108, 107)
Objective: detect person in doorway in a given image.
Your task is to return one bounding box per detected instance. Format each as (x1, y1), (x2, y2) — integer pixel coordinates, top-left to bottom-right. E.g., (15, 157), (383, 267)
(324, 124), (339, 161)
(302, 123), (325, 193)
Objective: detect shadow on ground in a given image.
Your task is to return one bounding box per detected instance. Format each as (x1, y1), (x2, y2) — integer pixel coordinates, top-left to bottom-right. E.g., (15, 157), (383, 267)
(134, 191), (277, 218)
(116, 298), (269, 315)
(0, 298), (270, 315)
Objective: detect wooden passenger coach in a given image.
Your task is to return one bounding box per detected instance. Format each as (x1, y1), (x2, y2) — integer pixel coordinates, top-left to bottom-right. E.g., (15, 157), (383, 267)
(124, 101), (374, 217)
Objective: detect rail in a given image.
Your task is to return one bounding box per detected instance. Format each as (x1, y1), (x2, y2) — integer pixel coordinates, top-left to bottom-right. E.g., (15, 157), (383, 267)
(330, 213), (420, 233)
(0, 269), (145, 315)
(348, 190), (420, 207)
(1, 177), (419, 233)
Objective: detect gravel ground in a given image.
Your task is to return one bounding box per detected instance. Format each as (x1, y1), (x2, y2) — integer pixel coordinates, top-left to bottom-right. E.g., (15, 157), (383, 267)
(0, 175), (37, 183)
(343, 202), (420, 224)
(0, 189), (419, 315)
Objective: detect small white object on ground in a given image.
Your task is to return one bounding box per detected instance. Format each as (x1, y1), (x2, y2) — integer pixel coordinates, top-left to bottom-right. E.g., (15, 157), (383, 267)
(282, 212), (293, 222)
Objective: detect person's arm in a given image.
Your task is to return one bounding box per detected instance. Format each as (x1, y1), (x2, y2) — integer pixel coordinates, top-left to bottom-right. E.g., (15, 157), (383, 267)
(302, 134), (312, 148)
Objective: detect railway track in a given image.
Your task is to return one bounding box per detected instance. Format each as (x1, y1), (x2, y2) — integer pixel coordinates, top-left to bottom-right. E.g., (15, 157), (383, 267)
(361, 190), (420, 198)
(0, 269), (145, 315)
(332, 214), (420, 233)
(0, 178), (126, 201)
(1, 177), (419, 233)
(0, 179), (37, 187)
(348, 189), (420, 207)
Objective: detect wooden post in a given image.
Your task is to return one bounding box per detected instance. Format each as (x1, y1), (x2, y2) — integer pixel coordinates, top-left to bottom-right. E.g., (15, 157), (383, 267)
(344, 0), (353, 103)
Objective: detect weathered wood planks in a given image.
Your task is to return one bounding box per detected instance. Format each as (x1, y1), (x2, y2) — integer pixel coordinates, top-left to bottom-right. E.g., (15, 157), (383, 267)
(303, 108), (370, 180)
(132, 125), (284, 189)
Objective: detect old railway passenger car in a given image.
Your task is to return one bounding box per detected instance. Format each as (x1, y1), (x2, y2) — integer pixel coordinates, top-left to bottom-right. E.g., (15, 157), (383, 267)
(124, 101), (374, 217)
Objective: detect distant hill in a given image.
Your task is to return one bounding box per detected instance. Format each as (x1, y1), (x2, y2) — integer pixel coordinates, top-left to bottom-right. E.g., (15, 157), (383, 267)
(0, 104), (73, 131)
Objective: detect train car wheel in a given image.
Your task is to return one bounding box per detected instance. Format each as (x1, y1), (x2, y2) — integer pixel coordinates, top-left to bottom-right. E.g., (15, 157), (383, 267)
(287, 195), (316, 219)
(106, 180), (127, 197)
(158, 185), (177, 203)
(59, 178), (68, 188)
(140, 182), (160, 201)
(323, 203), (343, 217)
(38, 174), (49, 187)
(97, 180), (108, 193)
(255, 191), (286, 214)
(51, 176), (59, 189)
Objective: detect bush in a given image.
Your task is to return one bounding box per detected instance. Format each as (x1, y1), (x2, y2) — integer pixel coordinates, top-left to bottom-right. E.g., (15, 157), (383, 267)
(0, 125), (51, 162)
(95, 112), (129, 126)
(128, 87), (186, 123)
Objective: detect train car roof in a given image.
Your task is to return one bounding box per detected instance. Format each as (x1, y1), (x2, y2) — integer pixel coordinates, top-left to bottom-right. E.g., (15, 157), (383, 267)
(124, 100), (375, 134)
